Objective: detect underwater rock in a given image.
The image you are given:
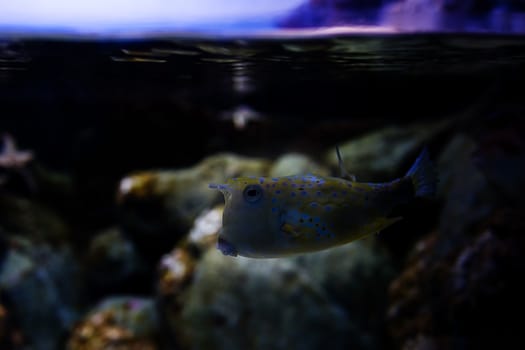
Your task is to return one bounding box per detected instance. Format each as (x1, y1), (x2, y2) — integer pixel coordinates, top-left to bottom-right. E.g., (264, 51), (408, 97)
(325, 120), (450, 181)
(160, 234), (394, 350)
(0, 236), (80, 350)
(0, 297), (24, 349)
(167, 249), (352, 350)
(293, 241), (395, 339)
(269, 153), (329, 177)
(30, 163), (76, 212)
(67, 297), (158, 350)
(387, 232), (441, 345)
(84, 228), (145, 295)
(0, 193), (70, 245)
(387, 207), (525, 349)
(471, 116), (525, 203)
(117, 153), (270, 250)
(437, 134), (500, 238)
(400, 334), (448, 350)
(387, 123), (525, 348)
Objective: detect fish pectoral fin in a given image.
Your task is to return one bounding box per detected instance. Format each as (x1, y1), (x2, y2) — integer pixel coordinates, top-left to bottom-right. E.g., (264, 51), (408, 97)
(280, 223), (301, 238)
(361, 216), (404, 237)
(351, 217), (404, 242)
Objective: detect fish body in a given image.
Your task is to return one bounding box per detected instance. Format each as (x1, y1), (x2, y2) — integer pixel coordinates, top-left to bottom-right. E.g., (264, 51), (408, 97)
(210, 149), (437, 258)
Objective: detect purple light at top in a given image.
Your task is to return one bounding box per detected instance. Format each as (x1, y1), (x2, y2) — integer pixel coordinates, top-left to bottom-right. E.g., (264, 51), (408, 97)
(1, 0), (525, 38)
(279, 0), (525, 34)
(0, 0), (306, 37)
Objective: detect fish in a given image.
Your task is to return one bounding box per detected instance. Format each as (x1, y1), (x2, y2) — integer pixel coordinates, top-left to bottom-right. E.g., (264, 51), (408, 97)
(209, 148), (437, 258)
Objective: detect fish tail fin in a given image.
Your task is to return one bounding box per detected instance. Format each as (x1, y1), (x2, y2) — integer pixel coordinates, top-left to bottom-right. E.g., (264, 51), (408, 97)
(405, 147), (438, 198)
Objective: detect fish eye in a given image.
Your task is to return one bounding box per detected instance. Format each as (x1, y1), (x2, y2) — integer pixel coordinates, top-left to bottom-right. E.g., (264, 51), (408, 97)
(243, 184), (263, 203)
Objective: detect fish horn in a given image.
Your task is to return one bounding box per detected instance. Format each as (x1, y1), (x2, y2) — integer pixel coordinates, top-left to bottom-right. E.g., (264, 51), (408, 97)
(208, 183), (229, 190)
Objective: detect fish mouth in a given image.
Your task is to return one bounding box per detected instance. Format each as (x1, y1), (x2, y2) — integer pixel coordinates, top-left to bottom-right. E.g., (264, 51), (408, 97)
(217, 236), (238, 257)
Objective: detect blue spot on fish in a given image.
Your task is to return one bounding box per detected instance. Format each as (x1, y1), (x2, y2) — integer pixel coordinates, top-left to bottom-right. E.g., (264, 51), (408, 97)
(316, 225), (331, 237)
(310, 202), (318, 208)
(276, 190), (281, 194)
(259, 178), (264, 184)
(291, 192), (296, 197)
(325, 205), (332, 212)
(272, 178), (278, 182)
(301, 191), (308, 196)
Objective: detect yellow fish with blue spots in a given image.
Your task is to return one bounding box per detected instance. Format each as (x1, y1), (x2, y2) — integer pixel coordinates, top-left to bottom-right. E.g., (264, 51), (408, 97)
(209, 148), (437, 258)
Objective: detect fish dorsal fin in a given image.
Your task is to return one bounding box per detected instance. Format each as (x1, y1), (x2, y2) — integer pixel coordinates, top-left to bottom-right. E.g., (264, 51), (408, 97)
(336, 145), (357, 182)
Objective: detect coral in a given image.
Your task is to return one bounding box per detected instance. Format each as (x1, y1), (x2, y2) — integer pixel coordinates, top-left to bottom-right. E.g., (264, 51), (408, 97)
(0, 133), (35, 191)
(156, 206), (223, 335)
(67, 297), (158, 350)
(0, 134), (33, 170)
(186, 205), (223, 252)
